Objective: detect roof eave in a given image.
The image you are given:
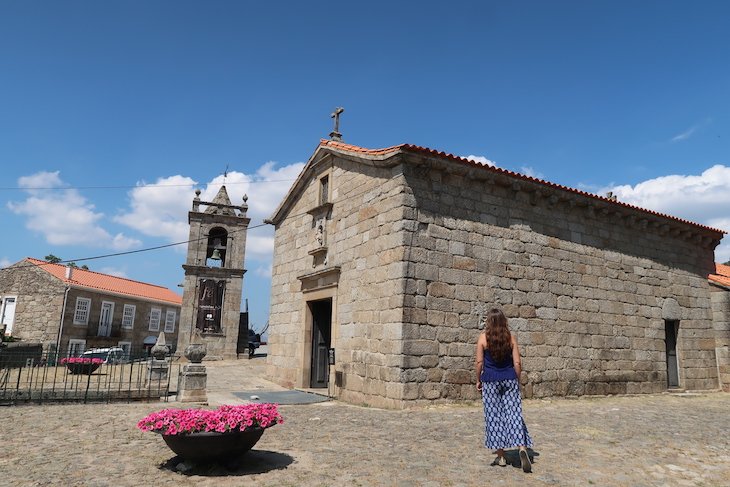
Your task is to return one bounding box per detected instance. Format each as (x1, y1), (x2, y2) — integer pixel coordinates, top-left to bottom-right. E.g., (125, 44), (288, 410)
(67, 283), (183, 306)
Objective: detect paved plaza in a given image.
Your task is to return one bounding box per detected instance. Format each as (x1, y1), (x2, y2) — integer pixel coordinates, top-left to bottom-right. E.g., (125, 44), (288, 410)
(1, 352), (729, 486)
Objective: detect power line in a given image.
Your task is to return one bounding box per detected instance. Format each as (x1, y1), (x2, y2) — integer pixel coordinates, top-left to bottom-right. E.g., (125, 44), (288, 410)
(0, 179), (297, 191)
(0, 206), (313, 271)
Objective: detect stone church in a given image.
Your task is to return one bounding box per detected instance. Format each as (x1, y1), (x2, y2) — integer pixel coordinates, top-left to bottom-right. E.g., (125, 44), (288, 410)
(265, 138), (726, 408)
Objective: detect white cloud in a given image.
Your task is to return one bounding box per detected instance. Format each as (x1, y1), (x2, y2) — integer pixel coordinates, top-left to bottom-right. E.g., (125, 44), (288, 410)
(464, 154), (546, 181)
(671, 126), (697, 142)
(17, 171), (64, 193)
(604, 164), (730, 262)
(98, 266), (129, 278)
(254, 263), (273, 278)
(0, 257), (11, 269)
(114, 175), (197, 245)
(520, 166), (544, 179)
(114, 161), (304, 261)
(464, 155), (496, 166)
(8, 171), (141, 250)
(246, 234), (275, 260)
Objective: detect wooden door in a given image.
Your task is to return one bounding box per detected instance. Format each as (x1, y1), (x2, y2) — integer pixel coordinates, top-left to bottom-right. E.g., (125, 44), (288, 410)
(309, 299), (332, 388)
(665, 320), (680, 388)
(99, 302), (114, 337)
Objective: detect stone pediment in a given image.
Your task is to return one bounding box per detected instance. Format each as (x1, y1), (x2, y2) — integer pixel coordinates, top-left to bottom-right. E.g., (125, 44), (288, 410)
(205, 186), (237, 216)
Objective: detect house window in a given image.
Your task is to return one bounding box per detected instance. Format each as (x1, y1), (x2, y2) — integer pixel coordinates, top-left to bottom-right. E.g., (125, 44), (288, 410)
(122, 304), (136, 329)
(0, 295), (18, 335)
(68, 339), (86, 357)
(164, 310), (176, 333)
(118, 341), (132, 361)
(73, 297), (92, 325)
(149, 308), (161, 331)
(319, 175), (329, 205)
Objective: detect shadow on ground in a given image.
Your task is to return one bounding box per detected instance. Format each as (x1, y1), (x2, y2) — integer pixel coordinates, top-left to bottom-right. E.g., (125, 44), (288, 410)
(160, 449), (294, 476)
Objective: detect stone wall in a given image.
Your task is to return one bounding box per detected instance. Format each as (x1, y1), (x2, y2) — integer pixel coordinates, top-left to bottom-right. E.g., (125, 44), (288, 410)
(0, 263), (65, 346)
(268, 157), (411, 407)
(267, 146), (722, 408)
(400, 155), (719, 403)
(710, 286), (730, 391)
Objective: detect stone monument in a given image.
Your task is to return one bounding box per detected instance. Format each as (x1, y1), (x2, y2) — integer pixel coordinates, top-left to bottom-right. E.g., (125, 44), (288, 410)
(177, 330), (208, 403)
(146, 332), (170, 385)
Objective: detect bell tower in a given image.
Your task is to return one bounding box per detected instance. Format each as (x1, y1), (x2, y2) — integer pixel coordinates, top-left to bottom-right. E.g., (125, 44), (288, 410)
(177, 186), (250, 360)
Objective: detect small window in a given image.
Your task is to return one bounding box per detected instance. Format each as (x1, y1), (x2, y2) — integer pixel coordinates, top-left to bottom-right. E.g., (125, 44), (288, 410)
(319, 175), (329, 205)
(164, 310), (176, 333)
(149, 308), (161, 331)
(68, 339), (86, 357)
(122, 304), (136, 329)
(73, 297), (92, 325)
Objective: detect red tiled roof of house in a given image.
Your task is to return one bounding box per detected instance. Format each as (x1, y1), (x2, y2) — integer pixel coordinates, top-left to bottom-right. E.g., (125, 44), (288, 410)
(318, 139), (726, 235)
(25, 258), (182, 305)
(709, 263), (730, 288)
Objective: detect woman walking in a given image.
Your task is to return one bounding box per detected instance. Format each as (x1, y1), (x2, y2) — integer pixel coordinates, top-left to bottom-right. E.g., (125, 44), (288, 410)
(475, 308), (533, 472)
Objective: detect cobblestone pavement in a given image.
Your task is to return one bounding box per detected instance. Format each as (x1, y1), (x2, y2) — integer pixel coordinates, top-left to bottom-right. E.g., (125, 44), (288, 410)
(1, 352), (729, 487)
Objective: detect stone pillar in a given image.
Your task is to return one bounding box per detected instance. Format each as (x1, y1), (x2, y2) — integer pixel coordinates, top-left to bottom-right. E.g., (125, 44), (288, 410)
(177, 364), (208, 403)
(147, 332), (170, 385)
(177, 333), (208, 403)
(711, 289), (730, 392)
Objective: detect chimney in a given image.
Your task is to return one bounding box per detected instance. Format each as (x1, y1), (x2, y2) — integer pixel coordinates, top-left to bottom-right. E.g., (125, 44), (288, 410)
(65, 266), (73, 280)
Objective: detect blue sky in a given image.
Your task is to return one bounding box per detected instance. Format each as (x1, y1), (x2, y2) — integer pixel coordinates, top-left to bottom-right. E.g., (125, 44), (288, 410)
(2, 1), (729, 331)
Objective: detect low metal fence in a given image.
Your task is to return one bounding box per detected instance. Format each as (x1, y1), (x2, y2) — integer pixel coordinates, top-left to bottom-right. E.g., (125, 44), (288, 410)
(0, 347), (179, 406)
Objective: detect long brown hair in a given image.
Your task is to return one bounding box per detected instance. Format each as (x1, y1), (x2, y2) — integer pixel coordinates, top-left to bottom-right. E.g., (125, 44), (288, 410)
(484, 308), (512, 362)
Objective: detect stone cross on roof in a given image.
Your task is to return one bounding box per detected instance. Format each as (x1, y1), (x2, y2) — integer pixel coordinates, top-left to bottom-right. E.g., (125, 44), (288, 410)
(330, 107), (344, 141)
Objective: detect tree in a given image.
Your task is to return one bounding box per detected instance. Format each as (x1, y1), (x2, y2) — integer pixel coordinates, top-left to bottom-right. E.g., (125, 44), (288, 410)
(44, 254), (62, 264)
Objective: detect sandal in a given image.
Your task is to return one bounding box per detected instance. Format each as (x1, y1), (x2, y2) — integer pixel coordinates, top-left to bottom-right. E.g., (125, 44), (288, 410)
(519, 448), (532, 473)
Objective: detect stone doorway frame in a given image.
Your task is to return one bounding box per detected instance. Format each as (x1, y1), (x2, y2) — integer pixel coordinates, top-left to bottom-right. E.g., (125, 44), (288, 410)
(299, 286), (338, 396)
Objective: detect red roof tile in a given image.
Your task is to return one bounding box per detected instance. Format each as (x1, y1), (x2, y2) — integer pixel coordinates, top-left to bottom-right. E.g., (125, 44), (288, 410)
(709, 262), (730, 288)
(26, 258), (182, 305)
(319, 139), (405, 155)
(318, 140), (726, 235)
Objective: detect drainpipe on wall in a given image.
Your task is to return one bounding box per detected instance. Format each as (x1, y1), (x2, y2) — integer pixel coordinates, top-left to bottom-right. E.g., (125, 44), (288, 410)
(55, 285), (71, 357)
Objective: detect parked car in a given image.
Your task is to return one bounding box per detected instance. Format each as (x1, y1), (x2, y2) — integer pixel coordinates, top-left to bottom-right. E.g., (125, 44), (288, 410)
(248, 329), (261, 358)
(81, 347), (127, 364)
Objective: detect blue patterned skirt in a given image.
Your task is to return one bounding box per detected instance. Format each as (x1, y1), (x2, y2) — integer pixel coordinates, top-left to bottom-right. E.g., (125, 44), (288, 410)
(481, 378), (533, 450)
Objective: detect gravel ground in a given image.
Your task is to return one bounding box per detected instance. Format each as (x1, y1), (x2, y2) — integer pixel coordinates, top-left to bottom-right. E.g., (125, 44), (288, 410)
(1, 355), (728, 486)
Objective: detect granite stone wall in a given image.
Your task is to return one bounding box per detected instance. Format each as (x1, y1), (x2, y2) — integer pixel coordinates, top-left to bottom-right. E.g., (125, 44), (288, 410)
(0, 264), (65, 346)
(710, 287), (730, 391)
(267, 158), (412, 407)
(267, 148), (722, 408)
(400, 156), (719, 403)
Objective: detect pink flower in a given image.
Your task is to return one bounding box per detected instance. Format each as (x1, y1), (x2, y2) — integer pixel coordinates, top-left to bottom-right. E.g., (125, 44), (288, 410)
(137, 403), (283, 436)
